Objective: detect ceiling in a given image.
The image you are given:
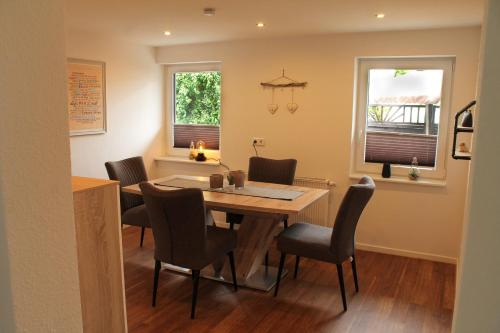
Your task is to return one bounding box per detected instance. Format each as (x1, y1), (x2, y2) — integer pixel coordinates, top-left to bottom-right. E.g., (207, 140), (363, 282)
(65, 0), (484, 46)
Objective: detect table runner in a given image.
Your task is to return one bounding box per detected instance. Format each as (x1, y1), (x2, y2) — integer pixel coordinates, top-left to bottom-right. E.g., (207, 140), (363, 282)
(154, 177), (304, 201)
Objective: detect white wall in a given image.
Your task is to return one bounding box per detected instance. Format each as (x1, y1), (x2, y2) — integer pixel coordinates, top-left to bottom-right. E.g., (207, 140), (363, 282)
(67, 30), (164, 179)
(453, 0), (500, 331)
(0, 0), (83, 331)
(156, 27), (481, 262)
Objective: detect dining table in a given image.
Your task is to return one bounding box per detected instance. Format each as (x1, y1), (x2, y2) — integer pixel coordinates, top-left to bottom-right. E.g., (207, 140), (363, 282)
(123, 175), (329, 291)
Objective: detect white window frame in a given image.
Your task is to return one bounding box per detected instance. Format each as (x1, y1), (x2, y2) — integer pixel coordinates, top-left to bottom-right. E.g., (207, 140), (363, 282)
(166, 62), (222, 158)
(350, 57), (455, 180)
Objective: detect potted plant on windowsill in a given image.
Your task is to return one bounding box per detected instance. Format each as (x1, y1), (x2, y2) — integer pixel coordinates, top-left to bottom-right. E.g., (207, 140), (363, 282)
(408, 157), (420, 181)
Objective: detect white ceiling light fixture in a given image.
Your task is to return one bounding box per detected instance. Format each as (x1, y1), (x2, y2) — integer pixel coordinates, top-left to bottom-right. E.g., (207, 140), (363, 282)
(257, 22), (265, 28)
(203, 8), (216, 16)
(376, 13), (385, 19)
(164, 30), (171, 36)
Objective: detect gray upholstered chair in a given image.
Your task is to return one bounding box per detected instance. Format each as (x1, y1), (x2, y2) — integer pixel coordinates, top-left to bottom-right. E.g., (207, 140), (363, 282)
(139, 182), (238, 319)
(226, 157), (297, 230)
(105, 156), (151, 247)
(226, 156), (297, 266)
(273, 176), (375, 312)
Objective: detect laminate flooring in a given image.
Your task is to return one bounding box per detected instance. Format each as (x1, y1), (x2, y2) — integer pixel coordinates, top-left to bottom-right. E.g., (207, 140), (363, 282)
(123, 227), (455, 333)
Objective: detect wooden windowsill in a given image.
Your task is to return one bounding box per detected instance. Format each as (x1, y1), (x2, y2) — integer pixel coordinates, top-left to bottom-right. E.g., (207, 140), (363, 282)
(155, 156), (221, 166)
(350, 173), (446, 187)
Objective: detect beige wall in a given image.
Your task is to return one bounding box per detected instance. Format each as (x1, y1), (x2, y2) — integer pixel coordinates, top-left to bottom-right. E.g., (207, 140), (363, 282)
(453, 0), (500, 331)
(67, 30), (165, 179)
(156, 27), (481, 261)
(0, 0), (83, 331)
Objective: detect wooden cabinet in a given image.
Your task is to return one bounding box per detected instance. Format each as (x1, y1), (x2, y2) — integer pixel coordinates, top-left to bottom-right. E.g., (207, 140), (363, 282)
(72, 177), (127, 333)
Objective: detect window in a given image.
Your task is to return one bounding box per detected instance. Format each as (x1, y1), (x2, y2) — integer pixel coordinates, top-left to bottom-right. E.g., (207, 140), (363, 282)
(351, 57), (455, 180)
(167, 63), (221, 152)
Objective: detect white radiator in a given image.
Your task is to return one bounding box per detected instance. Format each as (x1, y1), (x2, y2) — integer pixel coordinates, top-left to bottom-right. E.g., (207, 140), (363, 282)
(289, 177), (336, 227)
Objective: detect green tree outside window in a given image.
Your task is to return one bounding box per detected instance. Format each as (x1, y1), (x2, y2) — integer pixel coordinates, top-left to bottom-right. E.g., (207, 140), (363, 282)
(174, 71), (221, 125)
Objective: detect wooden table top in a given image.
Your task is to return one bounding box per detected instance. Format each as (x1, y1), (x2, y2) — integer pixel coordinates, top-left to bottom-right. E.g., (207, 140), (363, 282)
(123, 175), (328, 216)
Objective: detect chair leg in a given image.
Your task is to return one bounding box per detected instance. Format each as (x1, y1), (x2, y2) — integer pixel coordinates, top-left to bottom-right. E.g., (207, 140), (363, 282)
(336, 264), (347, 312)
(229, 222), (234, 230)
(351, 255), (359, 292)
(265, 252), (269, 268)
(191, 270), (200, 319)
(283, 218), (288, 229)
(228, 252), (238, 291)
(294, 256), (300, 279)
(152, 260), (161, 307)
(140, 226), (146, 247)
(274, 253), (286, 297)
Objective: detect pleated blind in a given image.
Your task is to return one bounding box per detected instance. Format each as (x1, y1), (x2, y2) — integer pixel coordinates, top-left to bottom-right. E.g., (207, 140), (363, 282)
(173, 124), (220, 150)
(365, 131), (437, 167)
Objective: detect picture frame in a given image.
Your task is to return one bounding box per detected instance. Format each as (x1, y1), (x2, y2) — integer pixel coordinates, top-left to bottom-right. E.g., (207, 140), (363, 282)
(67, 58), (107, 136)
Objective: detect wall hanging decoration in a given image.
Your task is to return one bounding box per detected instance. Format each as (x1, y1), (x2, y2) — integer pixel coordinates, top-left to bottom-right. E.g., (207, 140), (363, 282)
(260, 69), (307, 115)
(67, 58), (106, 136)
(268, 89), (279, 114)
(287, 88), (299, 113)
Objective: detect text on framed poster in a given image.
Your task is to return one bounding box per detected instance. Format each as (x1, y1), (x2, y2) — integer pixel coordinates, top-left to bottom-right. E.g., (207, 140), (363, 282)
(67, 58), (106, 136)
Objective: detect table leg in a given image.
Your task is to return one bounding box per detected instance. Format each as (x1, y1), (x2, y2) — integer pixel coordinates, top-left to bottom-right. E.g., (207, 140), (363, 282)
(209, 213), (287, 291)
(166, 212), (287, 291)
(232, 214), (280, 280)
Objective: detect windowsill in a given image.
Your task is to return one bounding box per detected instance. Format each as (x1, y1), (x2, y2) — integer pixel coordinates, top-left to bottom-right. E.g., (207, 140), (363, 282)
(155, 156), (221, 166)
(350, 173), (446, 187)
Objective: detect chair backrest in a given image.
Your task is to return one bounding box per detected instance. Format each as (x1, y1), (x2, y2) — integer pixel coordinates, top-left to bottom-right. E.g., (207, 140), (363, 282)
(248, 156), (297, 185)
(139, 182), (207, 267)
(105, 156), (148, 213)
(330, 176), (375, 261)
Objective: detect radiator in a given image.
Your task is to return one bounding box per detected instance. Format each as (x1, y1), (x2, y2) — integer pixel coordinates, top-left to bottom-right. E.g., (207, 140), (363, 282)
(289, 177), (336, 227)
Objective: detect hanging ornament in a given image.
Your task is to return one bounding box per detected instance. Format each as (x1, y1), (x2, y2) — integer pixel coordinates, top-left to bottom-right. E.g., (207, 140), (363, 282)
(267, 88), (279, 114)
(261, 69), (307, 115)
(287, 87), (299, 114)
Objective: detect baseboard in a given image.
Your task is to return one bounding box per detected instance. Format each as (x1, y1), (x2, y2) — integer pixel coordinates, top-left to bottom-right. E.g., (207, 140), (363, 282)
(212, 217), (457, 264)
(356, 242), (457, 264)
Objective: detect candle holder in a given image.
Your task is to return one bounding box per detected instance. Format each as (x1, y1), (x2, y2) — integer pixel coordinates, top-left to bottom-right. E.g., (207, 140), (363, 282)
(209, 174), (224, 189)
(230, 170), (245, 189)
(195, 140), (206, 162)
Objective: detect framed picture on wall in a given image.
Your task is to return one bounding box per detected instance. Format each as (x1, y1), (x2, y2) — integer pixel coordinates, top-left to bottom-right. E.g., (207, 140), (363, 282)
(67, 58), (107, 136)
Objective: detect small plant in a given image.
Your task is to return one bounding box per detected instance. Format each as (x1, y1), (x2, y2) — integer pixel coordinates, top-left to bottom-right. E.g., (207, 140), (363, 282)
(408, 157), (420, 180)
(226, 174), (235, 185)
(408, 168), (420, 180)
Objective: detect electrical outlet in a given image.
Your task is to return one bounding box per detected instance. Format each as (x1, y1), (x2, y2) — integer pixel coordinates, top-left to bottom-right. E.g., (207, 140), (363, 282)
(252, 137), (265, 146)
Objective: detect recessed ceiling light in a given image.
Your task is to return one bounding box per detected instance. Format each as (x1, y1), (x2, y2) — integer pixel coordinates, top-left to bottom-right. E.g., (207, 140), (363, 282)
(376, 13), (385, 19)
(164, 31), (171, 36)
(257, 22), (265, 28)
(203, 8), (216, 16)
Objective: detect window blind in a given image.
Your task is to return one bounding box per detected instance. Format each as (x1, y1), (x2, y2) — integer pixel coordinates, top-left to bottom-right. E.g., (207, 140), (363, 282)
(173, 124), (220, 150)
(365, 131), (437, 167)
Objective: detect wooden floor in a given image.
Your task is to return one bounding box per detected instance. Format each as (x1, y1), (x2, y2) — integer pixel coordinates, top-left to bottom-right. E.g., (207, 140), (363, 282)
(123, 227), (455, 333)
